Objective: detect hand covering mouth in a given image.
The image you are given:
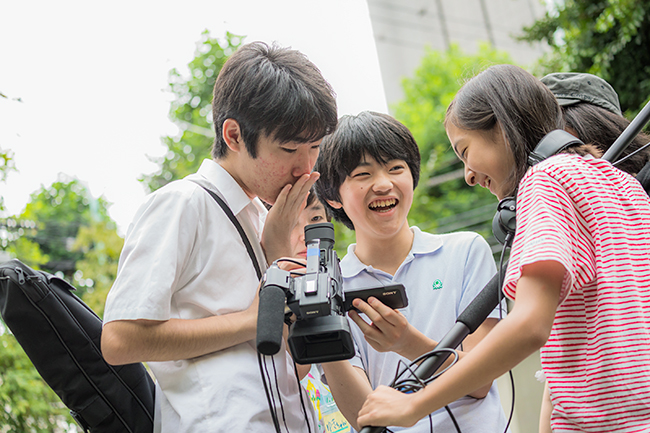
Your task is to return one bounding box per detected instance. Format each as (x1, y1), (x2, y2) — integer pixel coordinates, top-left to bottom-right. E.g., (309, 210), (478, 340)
(368, 198), (398, 212)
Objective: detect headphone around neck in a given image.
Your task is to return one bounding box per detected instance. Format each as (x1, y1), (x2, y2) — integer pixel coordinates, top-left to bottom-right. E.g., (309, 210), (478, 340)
(492, 129), (585, 246)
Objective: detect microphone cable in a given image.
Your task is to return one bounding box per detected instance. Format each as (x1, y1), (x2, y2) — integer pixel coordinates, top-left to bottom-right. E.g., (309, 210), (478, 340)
(498, 235), (516, 433)
(389, 348), (462, 433)
(292, 362), (313, 433)
(258, 352), (282, 433)
(271, 355), (290, 433)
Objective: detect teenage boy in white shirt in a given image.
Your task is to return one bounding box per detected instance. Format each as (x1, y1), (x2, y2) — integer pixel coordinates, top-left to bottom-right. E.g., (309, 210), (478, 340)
(314, 111), (509, 432)
(100, 42), (337, 433)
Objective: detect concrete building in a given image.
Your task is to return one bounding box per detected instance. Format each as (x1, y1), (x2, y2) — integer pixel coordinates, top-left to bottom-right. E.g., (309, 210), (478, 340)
(368, 0), (549, 107)
(366, 1), (550, 432)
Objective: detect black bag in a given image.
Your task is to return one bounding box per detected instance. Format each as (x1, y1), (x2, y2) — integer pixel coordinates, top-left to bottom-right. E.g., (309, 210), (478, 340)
(0, 259), (155, 433)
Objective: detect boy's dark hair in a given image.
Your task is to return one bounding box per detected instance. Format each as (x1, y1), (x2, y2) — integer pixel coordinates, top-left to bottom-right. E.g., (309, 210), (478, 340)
(305, 186), (332, 222)
(315, 111), (421, 230)
(211, 41), (338, 159)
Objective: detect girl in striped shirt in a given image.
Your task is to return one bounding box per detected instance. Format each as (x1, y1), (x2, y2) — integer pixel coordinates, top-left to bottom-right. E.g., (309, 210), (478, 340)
(356, 64), (650, 432)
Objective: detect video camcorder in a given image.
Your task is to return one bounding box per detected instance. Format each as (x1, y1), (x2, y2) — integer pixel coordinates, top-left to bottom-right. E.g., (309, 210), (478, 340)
(256, 222), (407, 364)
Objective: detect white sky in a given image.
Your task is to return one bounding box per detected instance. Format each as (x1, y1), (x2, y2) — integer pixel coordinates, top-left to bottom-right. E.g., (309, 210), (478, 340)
(0, 0), (387, 235)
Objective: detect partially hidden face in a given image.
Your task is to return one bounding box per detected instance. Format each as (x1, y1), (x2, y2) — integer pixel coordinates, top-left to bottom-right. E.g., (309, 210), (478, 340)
(238, 133), (322, 205)
(290, 199), (329, 258)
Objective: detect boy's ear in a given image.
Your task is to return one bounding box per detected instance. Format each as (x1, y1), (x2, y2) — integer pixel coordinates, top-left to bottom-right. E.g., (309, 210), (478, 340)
(327, 199), (343, 210)
(222, 118), (243, 153)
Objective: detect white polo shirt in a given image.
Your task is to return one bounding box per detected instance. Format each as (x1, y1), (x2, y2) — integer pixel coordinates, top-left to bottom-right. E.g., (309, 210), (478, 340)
(104, 159), (315, 433)
(341, 227), (509, 432)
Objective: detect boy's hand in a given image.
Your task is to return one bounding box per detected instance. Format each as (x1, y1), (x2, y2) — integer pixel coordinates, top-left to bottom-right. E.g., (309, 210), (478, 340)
(348, 297), (428, 359)
(262, 172), (320, 264)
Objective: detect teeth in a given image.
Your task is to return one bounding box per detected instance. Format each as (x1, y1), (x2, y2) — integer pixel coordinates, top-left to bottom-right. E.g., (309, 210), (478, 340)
(369, 199), (397, 209)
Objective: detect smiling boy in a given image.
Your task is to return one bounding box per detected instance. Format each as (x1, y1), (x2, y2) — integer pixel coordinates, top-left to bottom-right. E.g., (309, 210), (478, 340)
(314, 111), (509, 432)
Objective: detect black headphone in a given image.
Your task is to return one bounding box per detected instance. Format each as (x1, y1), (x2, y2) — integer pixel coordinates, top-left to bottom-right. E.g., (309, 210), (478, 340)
(492, 129), (585, 246)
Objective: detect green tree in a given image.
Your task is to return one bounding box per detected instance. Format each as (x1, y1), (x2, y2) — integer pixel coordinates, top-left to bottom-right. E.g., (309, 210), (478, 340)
(18, 177), (112, 280)
(3, 235), (50, 269)
(0, 332), (70, 432)
(394, 43), (514, 252)
(520, 0), (650, 115)
(141, 31), (244, 192)
(72, 220), (124, 317)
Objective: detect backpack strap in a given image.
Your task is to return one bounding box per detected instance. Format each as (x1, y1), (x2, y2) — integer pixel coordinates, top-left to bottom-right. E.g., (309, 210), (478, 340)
(188, 178), (263, 280)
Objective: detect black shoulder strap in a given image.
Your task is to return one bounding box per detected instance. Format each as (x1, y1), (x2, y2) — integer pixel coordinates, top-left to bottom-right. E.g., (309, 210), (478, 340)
(188, 179), (263, 280)
(528, 129), (585, 166)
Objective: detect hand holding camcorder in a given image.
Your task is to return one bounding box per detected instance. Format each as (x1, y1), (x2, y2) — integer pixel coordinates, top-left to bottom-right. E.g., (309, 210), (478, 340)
(256, 222), (407, 364)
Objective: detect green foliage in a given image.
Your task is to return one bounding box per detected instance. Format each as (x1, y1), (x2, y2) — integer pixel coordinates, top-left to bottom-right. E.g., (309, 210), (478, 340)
(4, 236), (50, 269)
(72, 220), (124, 317)
(394, 43), (513, 247)
(0, 329), (72, 432)
(332, 220), (356, 258)
(16, 178), (112, 280)
(141, 31), (244, 192)
(520, 0), (650, 115)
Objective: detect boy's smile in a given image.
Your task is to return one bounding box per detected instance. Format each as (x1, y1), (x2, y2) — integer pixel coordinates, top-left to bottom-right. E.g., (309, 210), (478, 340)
(329, 154), (413, 241)
(369, 198), (398, 212)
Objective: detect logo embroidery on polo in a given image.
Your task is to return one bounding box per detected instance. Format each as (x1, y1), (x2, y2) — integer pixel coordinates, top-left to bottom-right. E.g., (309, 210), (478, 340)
(432, 279), (443, 290)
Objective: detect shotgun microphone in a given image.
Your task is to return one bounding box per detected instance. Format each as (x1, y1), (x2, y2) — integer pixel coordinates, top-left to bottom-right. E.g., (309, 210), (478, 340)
(256, 285), (287, 355)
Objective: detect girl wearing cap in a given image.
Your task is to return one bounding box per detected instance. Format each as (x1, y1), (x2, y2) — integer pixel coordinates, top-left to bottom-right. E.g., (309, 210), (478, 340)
(541, 72), (650, 176)
(357, 64), (650, 433)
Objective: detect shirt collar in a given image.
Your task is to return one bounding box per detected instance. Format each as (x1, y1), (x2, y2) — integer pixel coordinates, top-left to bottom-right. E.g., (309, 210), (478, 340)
(341, 226), (443, 278)
(194, 159), (264, 217)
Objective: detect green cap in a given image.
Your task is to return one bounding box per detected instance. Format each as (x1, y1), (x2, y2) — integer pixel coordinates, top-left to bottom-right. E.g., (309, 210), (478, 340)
(541, 72), (622, 116)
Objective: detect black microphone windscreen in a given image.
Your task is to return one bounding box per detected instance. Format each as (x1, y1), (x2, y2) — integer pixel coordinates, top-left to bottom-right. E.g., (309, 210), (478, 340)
(256, 285), (287, 355)
(456, 265), (506, 333)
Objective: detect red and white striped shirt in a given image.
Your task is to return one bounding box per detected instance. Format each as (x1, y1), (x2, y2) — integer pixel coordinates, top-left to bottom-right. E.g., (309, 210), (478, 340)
(503, 153), (650, 432)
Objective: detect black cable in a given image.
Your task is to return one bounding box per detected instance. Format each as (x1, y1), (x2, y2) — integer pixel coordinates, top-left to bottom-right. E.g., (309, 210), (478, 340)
(504, 370), (516, 433)
(497, 239), (509, 321)
(388, 349), (462, 432)
(275, 258), (306, 268)
(498, 238), (516, 433)
(444, 406), (461, 433)
(271, 356), (290, 433)
(292, 362), (313, 433)
(258, 353), (282, 433)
